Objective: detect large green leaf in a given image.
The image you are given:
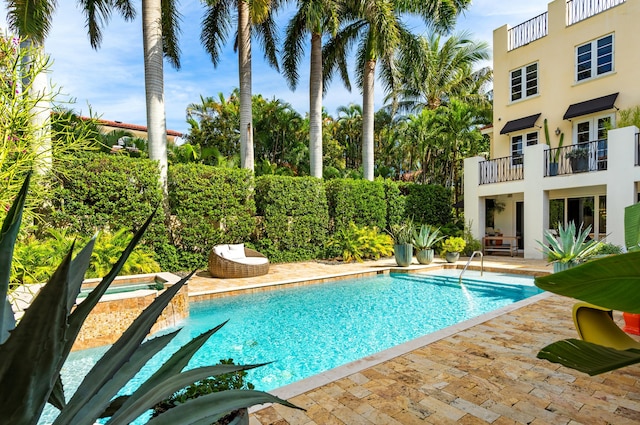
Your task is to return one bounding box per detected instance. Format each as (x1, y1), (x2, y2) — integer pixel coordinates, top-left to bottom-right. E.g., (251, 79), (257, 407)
(0, 172), (30, 343)
(145, 389), (302, 425)
(534, 251), (640, 313)
(538, 338), (640, 376)
(625, 203), (640, 251)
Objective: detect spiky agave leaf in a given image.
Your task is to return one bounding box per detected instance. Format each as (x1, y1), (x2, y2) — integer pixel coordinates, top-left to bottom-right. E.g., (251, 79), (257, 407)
(52, 271), (195, 425)
(0, 172), (30, 343)
(145, 390), (302, 425)
(0, 246), (74, 425)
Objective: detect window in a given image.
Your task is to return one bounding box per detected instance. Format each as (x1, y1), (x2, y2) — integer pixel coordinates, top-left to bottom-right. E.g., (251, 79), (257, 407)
(511, 131), (537, 165)
(573, 115), (612, 170)
(576, 34), (613, 81)
(510, 63), (538, 101)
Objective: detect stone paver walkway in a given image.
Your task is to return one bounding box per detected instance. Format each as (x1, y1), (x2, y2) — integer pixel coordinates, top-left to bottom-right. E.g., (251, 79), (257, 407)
(188, 256), (640, 424)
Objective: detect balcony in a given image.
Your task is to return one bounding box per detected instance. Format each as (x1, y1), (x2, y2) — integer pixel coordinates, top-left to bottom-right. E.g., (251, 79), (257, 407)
(567, 0), (626, 26)
(507, 12), (548, 51)
(545, 140), (607, 177)
(479, 156), (524, 185)
(507, 0), (626, 51)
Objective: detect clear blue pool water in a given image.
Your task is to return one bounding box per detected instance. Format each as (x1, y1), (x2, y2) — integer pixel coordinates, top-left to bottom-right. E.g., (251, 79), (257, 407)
(42, 270), (540, 424)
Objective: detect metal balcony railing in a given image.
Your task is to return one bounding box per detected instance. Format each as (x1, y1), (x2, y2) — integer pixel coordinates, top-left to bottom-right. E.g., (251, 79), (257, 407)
(479, 156), (524, 185)
(636, 133), (640, 166)
(545, 139), (607, 177)
(567, 0), (626, 26)
(507, 12), (548, 51)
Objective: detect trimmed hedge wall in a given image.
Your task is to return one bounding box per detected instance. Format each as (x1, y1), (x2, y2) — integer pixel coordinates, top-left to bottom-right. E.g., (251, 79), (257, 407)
(383, 179), (405, 229)
(45, 153), (170, 262)
(168, 164), (256, 270)
(401, 183), (452, 226)
(254, 175), (329, 263)
(325, 179), (387, 232)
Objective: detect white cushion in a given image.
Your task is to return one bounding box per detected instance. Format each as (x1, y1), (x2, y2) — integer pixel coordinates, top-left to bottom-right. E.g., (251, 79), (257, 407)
(228, 243), (244, 252)
(222, 246), (245, 260)
(233, 256), (268, 265)
(213, 245), (228, 256)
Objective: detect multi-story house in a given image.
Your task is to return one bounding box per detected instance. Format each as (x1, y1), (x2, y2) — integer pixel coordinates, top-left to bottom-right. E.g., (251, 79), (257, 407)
(464, 0), (640, 259)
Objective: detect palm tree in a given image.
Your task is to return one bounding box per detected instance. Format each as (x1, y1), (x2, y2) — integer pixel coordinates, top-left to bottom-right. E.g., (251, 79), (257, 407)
(385, 31), (491, 114)
(282, 0), (339, 178)
(6, 0), (180, 196)
(324, 0), (471, 180)
(335, 103), (362, 169)
(201, 0), (280, 171)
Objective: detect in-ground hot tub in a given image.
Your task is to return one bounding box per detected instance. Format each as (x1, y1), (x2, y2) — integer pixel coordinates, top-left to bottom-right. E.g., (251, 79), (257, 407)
(73, 272), (188, 351)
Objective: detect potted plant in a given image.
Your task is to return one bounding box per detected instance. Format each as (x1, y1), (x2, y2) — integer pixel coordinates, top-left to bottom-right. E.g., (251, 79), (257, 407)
(412, 224), (445, 265)
(440, 236), (466, 263)
(544, 118), (564, 176)
(388, 222), (414, 267)
(565, 146), (589, 173)
(537, 221), (601, 273)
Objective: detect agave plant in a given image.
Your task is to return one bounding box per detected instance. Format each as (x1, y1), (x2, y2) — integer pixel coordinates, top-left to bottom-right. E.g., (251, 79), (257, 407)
(412, 224), (445, 250)
(537, 222), (601, 265)
(0, 173), (299, 425)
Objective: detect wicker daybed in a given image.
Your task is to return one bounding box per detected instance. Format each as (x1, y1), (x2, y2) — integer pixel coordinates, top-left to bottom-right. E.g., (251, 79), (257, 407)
(208, 244), (269, 278)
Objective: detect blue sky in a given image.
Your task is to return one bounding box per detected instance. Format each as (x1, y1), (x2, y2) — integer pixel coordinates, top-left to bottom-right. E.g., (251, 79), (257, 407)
(0, 0), (551, 136)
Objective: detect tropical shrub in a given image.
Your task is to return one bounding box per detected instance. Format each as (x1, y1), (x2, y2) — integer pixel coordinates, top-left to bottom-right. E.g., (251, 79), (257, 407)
(326, 179), (387, 232)
(0, 174), (299, 424)
(383, 179), (405, 229)
(254, 175), (329, 262)
(440, 237), (466, 256)
(169, 164), (256, 270)
(401, 183), (452, 227)
(387, 221), (415, 245)
(327, 223), (393, 262)
(11, 228), (160, 286)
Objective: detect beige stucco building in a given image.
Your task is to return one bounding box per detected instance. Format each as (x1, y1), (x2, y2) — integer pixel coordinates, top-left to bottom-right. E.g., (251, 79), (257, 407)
(464, 0), (640, 258)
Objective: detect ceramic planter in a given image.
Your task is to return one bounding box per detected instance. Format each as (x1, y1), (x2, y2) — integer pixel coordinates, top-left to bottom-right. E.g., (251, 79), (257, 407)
(394, 243), (413, 267)
(445, 252), (460, 263)
(552, 261), (578, 273)
(570, 157), (589, 173)
(549, 162), (559, 176)
(416, 249), (434, 265)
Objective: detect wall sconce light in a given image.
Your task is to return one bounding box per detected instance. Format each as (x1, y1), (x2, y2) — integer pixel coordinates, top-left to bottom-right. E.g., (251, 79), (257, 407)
(555, 127), (561, 136)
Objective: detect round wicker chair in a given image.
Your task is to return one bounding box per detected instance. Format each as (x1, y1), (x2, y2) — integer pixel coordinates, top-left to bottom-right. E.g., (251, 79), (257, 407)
(208, 246), (269, 278)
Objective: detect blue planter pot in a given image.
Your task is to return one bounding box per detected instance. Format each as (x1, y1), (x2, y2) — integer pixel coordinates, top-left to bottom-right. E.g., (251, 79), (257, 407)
(394, 243), (413, 267)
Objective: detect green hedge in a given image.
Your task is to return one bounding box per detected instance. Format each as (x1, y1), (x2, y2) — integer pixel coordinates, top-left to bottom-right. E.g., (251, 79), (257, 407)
(168, 164), (256, 270)
(383, 179), (405, 229)
(44, 153), (171, 265)
(325, 179), (387, 232)
(401, 183), (452, 226)
(253, 175), (329, 262)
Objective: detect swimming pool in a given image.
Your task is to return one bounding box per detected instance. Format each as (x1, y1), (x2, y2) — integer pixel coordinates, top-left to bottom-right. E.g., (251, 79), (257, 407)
(43, 270), (542, 423)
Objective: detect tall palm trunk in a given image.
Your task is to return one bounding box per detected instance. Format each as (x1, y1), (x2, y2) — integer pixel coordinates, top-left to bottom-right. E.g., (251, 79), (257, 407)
(142, 0), (168, 195)
(21, 40), (51, 175)
(362, 59), (376, 181)
(238, 0), (254, 171)
(309, 32), (323, 178)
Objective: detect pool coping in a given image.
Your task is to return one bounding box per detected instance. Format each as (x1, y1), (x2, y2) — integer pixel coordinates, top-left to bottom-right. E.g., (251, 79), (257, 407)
(186, 263), (552, 413)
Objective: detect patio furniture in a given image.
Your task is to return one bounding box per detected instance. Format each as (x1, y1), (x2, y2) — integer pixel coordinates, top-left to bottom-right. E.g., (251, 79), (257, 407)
(572, 302), (640, 350)
(208, 244), (269, 278)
